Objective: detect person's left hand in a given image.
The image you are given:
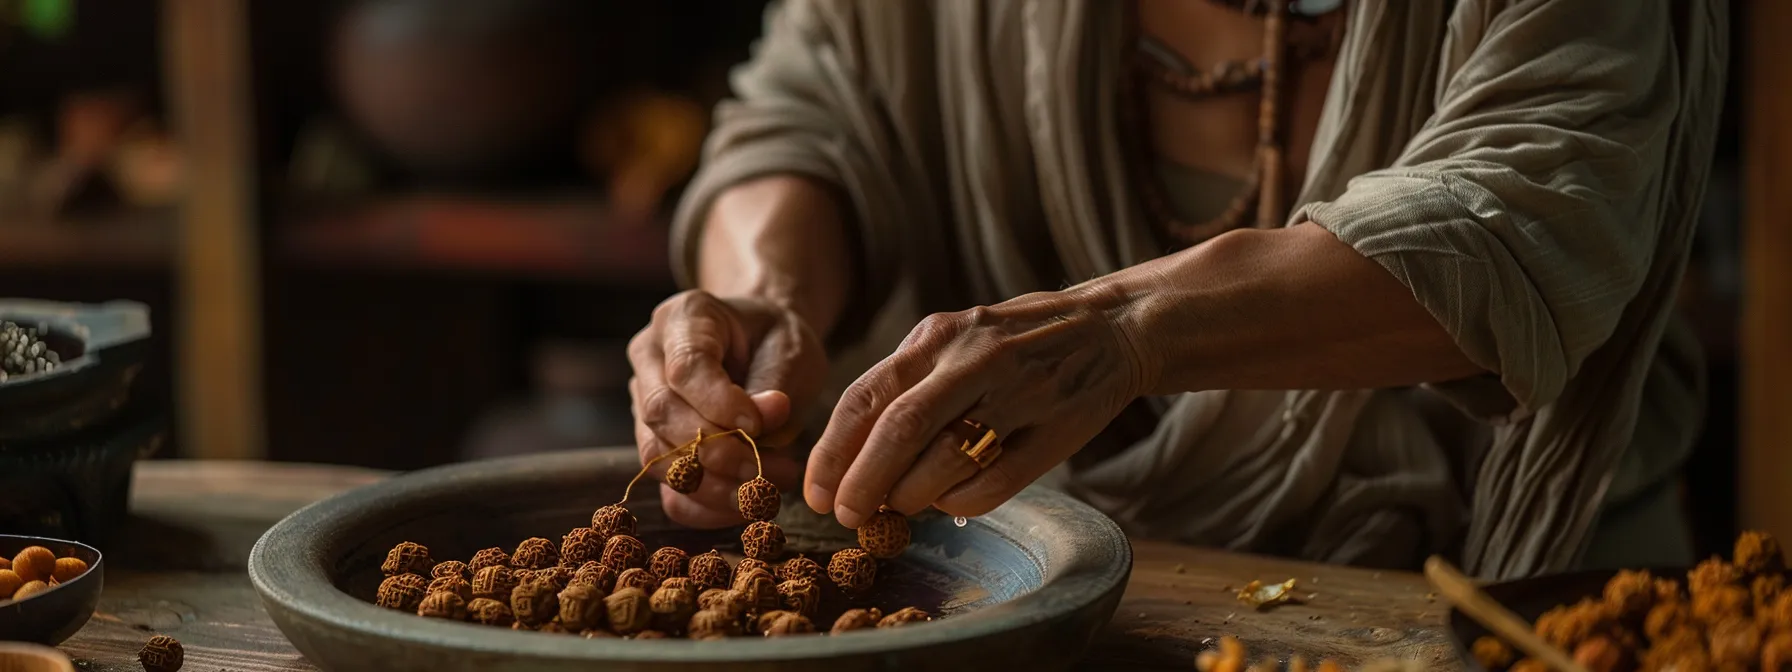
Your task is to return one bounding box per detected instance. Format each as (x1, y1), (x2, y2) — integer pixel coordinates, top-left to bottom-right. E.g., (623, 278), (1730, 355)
(802, 285), (1155, 529)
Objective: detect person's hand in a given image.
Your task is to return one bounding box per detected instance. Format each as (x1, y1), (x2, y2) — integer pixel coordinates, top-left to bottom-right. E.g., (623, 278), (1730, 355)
(628, 289), (827, 528)
(802, 286), (1154, 528)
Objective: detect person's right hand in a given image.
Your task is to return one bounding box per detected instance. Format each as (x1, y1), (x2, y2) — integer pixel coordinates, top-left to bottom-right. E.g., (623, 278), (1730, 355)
(627, 289), (827, 528)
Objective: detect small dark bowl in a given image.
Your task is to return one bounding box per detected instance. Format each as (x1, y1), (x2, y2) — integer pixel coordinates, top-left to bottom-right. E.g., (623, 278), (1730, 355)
(0, 535), (105, 645)
(0, 300), (153, 442)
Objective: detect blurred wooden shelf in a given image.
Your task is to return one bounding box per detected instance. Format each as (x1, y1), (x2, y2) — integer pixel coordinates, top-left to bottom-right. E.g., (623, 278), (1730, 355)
(279, 194), (674, 287)
(0, 209), (178, 271)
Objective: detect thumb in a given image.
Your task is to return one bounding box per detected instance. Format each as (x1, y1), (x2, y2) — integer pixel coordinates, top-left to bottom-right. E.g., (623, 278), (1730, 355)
(750, 390), (792, 436)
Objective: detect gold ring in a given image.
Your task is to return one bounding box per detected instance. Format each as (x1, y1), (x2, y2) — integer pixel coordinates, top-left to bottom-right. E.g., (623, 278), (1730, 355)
(956, 419), (1003, 469)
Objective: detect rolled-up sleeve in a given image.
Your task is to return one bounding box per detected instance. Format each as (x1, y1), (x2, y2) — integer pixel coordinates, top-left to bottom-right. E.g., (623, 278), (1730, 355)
(1299, 0), (1682, 413)
(669, 0), (937, 346)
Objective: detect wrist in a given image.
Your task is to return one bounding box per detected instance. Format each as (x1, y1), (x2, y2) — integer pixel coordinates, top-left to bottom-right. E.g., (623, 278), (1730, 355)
(1063, 274), (1163, 403)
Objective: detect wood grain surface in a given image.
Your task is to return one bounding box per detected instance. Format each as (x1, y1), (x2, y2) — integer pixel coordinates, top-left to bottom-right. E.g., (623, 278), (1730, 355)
(53, 460), (1458, 671)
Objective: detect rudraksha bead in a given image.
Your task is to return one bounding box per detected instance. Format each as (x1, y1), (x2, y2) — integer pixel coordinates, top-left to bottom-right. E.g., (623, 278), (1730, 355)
(649, 547), (689, 582)
(878, 606), (931, 627)
(557, 583), (607, 632)
(417, 591), (468, 620)
(602, 535), (648, 571)
(138, 635), (184, 672)
(469, 547), (511, 573)
(666, 454), (704, 495)
(777, 556), (822, 584)
(571, 561), (618, 593)
(827, 548), (876, 595)
(617, 567), (660, 594)
(471, 566), (519, 602)
(688, 550), (733, 591)
(736, 477), (781, 521)
(376, 573), (429, 611)
(510, 578), (560, 627)
(831, 608), (883, 633)
(857, 508), (912, 559)
(741, 521), (786, 561)
(467, 597), (514, 627)
(777, 578), (821, 618)
(591, 505), (638, 541)
(561, 527), (603, 567)
(605, 587), (652, 635)
(381, 541), (433, 576)
(512, 537), (559, 570)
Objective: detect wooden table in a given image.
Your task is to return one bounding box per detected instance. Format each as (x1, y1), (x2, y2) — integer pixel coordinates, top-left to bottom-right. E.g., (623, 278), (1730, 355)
(54, 461), (1462, 671)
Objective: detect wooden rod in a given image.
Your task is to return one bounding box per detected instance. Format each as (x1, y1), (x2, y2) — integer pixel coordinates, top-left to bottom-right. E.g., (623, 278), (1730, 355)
(1743, 0), (1792, 545)
(164, 0), (266, 460)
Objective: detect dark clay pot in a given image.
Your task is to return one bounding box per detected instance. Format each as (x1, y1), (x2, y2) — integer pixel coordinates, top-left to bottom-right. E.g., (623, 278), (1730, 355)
(330, 0), (599, 183)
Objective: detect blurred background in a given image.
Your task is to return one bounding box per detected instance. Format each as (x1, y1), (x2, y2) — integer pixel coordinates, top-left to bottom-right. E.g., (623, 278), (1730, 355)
(0, 0), (1778, 558)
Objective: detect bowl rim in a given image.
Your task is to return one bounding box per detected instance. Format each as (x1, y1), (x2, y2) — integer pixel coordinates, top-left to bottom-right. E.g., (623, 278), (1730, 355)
(249, 447), (1132, 663)
(0, 534), (105, 606)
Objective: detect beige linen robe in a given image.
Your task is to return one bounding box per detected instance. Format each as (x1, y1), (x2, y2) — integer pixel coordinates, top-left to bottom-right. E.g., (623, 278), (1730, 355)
(669, 0), (1727, 578)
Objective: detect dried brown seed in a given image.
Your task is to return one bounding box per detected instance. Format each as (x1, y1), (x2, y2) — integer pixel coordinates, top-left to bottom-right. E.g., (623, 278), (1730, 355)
(50, 557), (88, 583)
(857, 508), (911, 559)
(602, 535), (648, 571)
(689, 608), (741, 640)
(431, 560), (468, 579)
(831, 608), (883, 633)
(737, 477), (781, 521)
(827, 548), (877, 595)
(139, 635), (184, 672)
(471, 566), (519, 602)
(510, 578), (560, 627)
(650, 585), (699, 634)
(468, 597), (514, 626)
(381, 542), (433, 577)
(0, 570), (20, 598)
(427, 575), (472, 601)
(777, 578), (821, 618)
(560, 528), (603, 567)
(878, 606), (931, 627)
(571, 561), (618, 593)
(760, 610), (814, 636)
(558, 583), (608, 632)
(469, 547), (510, 573)
(376, 574), (429, 611)
(735, 569), (780, 614)
(699, 588), (753, 623)
(660, 577), (695, 593)
(605, 587), (652, 635)
(632, 630), (671, 640)
(591, 505), (638, 540)
(649, 547), (689, 582)
(418, 591), (468, 620)
(777, 556), (822, 584)
(741, 521), (786, 561)
(1738, 530), (1786, 577)
(513, 537), (559, 570)
(666, 454), (704, 495)
(735, 557), (769, 578)
(689, 550), (733, 591)
(11, 546), (53, 583)
(12, 580), (49, 601)
(617, 567), (661, 594)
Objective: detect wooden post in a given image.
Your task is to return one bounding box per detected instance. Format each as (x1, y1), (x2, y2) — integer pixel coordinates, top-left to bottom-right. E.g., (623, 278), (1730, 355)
(164, 0), (266, 459)
(1743, 0), (1792, 545)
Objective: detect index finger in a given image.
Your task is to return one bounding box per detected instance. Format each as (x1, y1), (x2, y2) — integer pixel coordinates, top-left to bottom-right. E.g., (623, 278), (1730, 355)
(659, 294), (764, 435)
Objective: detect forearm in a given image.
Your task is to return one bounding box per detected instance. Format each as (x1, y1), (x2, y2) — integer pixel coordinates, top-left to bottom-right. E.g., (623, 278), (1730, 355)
(696, 175), (854, 338)
(1097, 223), (1487, 395)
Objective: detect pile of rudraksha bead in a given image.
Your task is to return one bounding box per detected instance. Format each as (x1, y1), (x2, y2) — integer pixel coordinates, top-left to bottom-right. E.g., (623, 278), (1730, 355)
(370, 429), (931, 639)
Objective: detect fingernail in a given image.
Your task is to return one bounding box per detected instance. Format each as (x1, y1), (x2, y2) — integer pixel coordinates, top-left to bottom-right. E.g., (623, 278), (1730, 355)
(806, 483), (833, 511)
(836, 503), (864, 529)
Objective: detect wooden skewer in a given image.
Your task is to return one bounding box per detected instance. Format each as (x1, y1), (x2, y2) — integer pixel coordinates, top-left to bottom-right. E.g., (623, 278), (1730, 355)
(1423, 556), (1590, 672)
